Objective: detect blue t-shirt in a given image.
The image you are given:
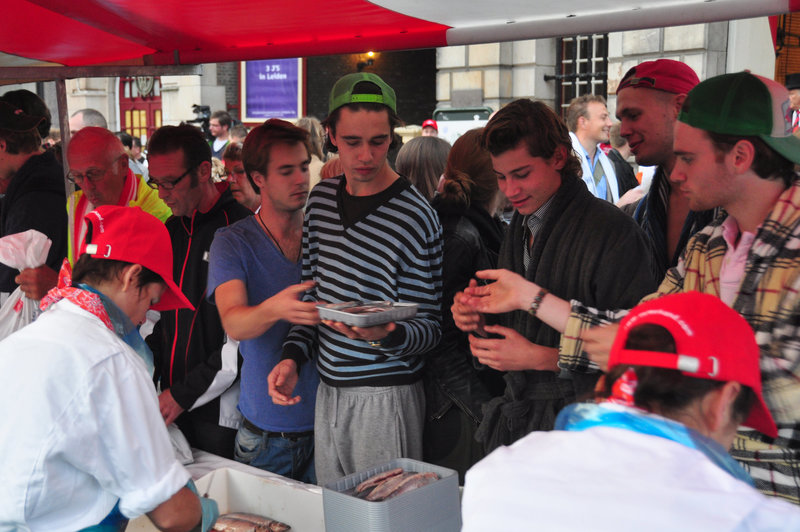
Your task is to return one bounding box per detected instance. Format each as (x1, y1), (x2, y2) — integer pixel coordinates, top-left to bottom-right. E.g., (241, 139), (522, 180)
(207, 216), (317, 432)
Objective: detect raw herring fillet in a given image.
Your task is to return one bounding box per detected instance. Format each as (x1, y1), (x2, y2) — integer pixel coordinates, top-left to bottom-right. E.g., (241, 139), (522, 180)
(365, 472), (415, 501)
(212, 512), (290, 532)
(355, 467), (404, 493)
(385, 472), (439, 499)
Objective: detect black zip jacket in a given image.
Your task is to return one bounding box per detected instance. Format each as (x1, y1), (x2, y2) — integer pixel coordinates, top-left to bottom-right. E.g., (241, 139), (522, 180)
(147, 184), (250, 424)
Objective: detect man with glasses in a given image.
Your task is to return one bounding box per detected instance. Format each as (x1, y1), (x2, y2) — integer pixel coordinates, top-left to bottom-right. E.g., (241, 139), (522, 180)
(66, 128), (170, 265)
(15, 127), (169, 301)
(145, 123), (250, 459)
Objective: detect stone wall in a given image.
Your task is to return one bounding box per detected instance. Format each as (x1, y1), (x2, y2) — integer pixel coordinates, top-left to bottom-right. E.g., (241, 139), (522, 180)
(216, 62), (241, 120)
(305, 49), (437, 127)
(432, 19), (779, 117)
(605, 22), (729, 115)
(436, 40), (556, 113)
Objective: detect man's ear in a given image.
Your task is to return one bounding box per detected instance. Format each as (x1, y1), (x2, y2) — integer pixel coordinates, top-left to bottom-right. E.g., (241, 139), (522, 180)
(197, 160), (213, 184)
(672, 93), (688, 118)
(115, 154), (129, 176)
(250, 170), (267, 189)
(550, 144), (568, 171)
(731, 139), (756, 173)
(326, 127), (337, 148)
(120, 263), (143, 292)
(0, 139), (6, 154)
(703, 381), (742, 434)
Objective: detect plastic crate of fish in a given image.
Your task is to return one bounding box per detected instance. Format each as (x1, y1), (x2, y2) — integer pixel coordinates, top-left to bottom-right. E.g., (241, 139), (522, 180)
(322, 458), (460, 532)
(316, 301), (418, 327)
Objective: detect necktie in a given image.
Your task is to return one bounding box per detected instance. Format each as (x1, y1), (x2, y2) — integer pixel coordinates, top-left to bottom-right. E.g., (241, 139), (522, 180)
(593, 161), (611, 201)
(523, 215), (537, 272)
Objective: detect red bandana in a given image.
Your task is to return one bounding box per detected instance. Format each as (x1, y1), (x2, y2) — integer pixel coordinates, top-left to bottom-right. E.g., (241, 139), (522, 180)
(39, 258), (113, 331)
(606, 368), (638, 407)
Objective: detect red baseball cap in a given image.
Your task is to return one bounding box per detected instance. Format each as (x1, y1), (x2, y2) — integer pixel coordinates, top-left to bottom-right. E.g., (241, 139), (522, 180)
(609, 292), (777, 438)
(81, 206), (193, 312)
(422, 119), (438, 131)
(617, 59), (699, 95)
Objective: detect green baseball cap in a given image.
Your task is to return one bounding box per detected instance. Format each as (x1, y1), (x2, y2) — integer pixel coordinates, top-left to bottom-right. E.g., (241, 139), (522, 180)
(678, 71), (800, 165)
(328, 72), (397, 115)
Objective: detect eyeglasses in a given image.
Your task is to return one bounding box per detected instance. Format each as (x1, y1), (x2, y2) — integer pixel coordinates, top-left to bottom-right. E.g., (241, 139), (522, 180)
(222, 167), (246, 180)
(66, 155), (125, 185)
(147, 164), (197, 190)
(66, 167), (110, 185)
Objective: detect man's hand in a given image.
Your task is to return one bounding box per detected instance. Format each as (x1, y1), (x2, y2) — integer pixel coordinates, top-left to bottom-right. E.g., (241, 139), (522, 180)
(15, 265), (58, 300)
(322, 320), (396, 342)
(461, 269), (536, 314)
(616, 187), (644, 208)
(451, 279), (486, 334)
(158, 389), (185, 426)
(268, 359), (301, 406)
(274, 281), (320, 325)
(469, 324), (559, 372)
(582, 323), (620, 372)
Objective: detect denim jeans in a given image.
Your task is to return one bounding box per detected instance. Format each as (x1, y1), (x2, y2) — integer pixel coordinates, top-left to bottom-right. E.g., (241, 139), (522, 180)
(234, 422), (316, 484)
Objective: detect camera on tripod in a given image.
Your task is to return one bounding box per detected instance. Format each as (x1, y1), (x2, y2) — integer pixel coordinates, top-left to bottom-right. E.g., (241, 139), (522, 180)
(185, 104), (211, 140)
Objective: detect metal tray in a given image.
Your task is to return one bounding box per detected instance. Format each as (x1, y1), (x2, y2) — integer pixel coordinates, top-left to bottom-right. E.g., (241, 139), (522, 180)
(316, 301), (418, 327)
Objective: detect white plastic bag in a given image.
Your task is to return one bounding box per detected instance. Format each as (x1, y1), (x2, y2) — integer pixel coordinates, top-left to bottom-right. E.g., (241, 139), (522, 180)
(0, 230), (52, 340)
(168, 423), (194, 465)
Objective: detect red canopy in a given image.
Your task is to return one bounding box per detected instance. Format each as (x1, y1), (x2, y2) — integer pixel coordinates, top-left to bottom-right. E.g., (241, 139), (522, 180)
(3, 0), (800, 69)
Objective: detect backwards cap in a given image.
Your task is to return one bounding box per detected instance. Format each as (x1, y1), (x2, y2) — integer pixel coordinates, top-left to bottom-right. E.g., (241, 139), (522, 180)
(609, 291), (777, 438)
(82, 206), (193, 312)
(0, 101), (44, 132)
(678, 71), (800, 165)
(617, 59), (699, 95)
(328, 72), (397, 115)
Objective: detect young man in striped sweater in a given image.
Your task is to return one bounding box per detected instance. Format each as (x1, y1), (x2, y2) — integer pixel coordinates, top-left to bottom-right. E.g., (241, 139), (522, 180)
(268, 73), (443, 485)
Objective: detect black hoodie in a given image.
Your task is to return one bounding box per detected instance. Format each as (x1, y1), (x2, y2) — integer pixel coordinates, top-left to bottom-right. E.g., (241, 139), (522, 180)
(0, 149), (66, 293)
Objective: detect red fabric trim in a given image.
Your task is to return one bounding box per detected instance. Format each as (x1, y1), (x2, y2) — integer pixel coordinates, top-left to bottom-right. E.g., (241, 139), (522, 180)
(770, 16), (779, 49)
(11, 0), (448, 66)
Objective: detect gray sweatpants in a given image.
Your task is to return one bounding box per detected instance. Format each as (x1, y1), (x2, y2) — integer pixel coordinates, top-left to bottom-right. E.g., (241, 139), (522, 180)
(314, 380), (424, 486)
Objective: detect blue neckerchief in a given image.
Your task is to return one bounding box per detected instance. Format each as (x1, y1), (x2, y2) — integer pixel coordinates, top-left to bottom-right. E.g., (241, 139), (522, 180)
(78, 283), (154, 375)
(556, 402), (754, 486)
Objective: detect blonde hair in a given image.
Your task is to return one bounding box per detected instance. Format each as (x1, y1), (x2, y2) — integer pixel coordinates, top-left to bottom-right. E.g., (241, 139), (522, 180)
(296, 116), (325, 160)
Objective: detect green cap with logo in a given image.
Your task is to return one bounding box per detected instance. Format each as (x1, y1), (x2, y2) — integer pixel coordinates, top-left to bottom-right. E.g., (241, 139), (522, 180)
(678, 71), (800, 165)
(328, 72), (397, 115)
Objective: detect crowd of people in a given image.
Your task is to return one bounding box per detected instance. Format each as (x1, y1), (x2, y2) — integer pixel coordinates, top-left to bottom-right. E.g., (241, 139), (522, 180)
(2, 58), (800, 530)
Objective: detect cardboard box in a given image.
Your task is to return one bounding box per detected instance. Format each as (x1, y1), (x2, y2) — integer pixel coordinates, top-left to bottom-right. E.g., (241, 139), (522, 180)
(126, 467), (325, 531)
(322, 458), (461, 532)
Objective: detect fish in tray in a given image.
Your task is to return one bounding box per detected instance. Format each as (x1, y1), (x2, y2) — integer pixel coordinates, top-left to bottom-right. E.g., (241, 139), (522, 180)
(212, 512), (290, 532)
(355, 467), (403, 494)
(350, 468), (439, 502)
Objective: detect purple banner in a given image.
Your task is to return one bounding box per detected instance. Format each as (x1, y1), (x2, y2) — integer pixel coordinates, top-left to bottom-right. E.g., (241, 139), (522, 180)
(244, 59), (299, 119)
